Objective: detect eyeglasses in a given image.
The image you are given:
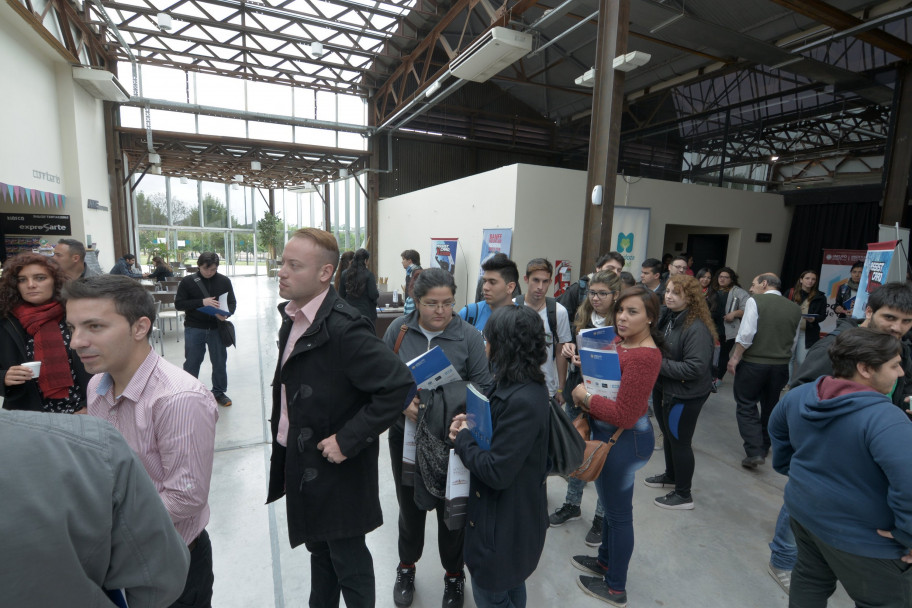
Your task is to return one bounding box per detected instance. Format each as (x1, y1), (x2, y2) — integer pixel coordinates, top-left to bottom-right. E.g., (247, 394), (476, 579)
(588, 290), (613, 300)
(420, 300), (456, 311)
(672, 264), (687, 271)
(718, 275), (731, 280)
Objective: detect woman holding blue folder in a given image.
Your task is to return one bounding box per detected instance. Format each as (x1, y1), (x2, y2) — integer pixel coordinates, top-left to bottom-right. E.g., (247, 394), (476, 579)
(449, 305), (551, 608)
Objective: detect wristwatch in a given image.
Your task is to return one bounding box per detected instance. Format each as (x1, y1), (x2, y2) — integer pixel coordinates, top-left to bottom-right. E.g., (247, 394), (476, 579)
(584, 392), (593, 408)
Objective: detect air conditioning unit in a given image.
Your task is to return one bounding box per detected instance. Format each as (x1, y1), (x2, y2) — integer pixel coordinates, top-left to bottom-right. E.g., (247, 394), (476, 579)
(72, 67), (130, 102)
(288, 183), (318, 193)
(449, 27), (534, 83)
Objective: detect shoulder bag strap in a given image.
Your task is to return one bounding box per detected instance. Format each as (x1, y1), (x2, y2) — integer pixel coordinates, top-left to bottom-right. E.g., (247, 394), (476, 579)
(393, 323), (409, 354)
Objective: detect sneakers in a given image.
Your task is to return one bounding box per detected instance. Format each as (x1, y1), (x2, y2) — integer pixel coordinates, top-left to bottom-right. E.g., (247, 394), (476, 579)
(442, 572), (465, 607)
(584, 515), (603, 547)
(644, 473), (675, 488)
(741, 455), (765, 469)
(654, 490), (694, 510)
(393, 565), (416, 607)
(577, 575), (628, 607)
(571, 555), (608, 576)
(654, 431), (663, 450)
(768, 563), (792, 595)
(549, 503), (582, 527)
(215, 394), (232, 407)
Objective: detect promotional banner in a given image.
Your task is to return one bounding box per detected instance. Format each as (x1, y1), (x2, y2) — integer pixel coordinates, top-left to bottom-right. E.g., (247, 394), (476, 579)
(853, 240), (900, 319)
(478, 228), (513, 278)
(613, 207), (650, 273)
(818, 249), (866, 334)
(0, 213), (71, 235)
(430, 238), (458, 275)
(554, 260), (572, 297)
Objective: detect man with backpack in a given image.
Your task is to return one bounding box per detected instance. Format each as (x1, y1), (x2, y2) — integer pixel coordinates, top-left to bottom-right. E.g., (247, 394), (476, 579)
(458, 253), (520, 332)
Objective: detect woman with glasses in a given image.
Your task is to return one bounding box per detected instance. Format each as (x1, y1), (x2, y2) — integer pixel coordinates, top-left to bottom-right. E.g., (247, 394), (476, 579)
(712, 267), (749, 385)
(550, 270), (623, 545)
(382, 268), (493, 608)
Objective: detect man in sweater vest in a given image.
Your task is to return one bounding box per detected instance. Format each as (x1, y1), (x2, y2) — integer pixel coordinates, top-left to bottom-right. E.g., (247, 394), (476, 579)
(727, 273), (801, 469)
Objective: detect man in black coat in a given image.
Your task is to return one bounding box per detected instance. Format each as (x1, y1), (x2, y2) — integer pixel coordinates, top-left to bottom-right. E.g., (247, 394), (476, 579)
(266, 228), (414, 608)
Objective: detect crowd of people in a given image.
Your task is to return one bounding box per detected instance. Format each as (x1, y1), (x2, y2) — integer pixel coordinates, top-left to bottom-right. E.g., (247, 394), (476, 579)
(2, 232), (910, 608)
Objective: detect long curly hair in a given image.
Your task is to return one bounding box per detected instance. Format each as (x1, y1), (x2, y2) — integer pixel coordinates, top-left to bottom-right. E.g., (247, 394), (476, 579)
(665, 275), (719, 343)
(484, 305), (546, 385)
(344, 248), (371, 297)
(0, 253), (65, 317)
(574, 270), (622, 333)
(711, 266), (740, 292)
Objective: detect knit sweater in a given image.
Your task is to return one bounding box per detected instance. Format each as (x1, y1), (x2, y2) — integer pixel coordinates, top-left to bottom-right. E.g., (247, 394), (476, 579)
(589, 345), (663, 428)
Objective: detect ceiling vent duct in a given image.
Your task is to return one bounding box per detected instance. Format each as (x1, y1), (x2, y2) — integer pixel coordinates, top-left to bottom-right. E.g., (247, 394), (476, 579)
(449, 27), (534, 83)
(72, 67), (130, 102)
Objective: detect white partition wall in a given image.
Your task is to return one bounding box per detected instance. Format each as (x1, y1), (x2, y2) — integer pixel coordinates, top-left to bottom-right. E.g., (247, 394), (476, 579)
(378, 164), (791, 303)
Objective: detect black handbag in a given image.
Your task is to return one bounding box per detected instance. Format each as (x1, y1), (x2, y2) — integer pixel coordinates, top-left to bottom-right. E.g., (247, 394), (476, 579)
(547, 396), (585, 475)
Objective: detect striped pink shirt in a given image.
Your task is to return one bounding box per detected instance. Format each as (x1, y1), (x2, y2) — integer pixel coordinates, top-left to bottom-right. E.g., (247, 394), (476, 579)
(88, 348), (219, 545)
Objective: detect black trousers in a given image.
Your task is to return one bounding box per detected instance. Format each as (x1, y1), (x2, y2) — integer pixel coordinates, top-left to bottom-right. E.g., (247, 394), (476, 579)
(304, 535), (375, 608)
(388, 420), (466, 573)
(790, 517), (912, 608)
(733, 360), (789, 458)
(716, 338), (735, 380)
(652, 389), (708, 497)
(169, 529), (214, 608)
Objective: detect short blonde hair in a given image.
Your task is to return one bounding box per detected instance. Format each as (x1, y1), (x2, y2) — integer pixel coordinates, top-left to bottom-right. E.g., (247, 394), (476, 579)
(290, 228), (340, 270)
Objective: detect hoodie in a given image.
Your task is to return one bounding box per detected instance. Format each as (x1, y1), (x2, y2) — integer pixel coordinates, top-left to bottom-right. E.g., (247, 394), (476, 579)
(769, 377), (912, 559)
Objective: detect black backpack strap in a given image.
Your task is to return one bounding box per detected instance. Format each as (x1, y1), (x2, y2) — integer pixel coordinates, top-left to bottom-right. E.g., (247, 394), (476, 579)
(545, 297), (559, 357)
(466, 302), (478, 327)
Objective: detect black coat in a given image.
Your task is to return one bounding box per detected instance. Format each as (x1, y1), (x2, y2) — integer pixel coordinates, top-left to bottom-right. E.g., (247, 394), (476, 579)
(266, 287), (414, 547)
(654, 309), (714, 399)
(0, 316), (92, 412)
(339, 269), (379, 322)
(454, 381), (549, 592)
(174, 272), (237, 330)
(798, 291), (828, 348)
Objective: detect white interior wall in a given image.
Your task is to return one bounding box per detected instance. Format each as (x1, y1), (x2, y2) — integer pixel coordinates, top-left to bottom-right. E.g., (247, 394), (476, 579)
(377, 165), (518, 306)
(0, 4), (115, 267)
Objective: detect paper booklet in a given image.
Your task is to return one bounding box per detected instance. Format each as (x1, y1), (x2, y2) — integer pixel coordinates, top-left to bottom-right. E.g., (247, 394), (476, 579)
(578, 344), (622, 401)
(402, 418), (417, 486)
(197, 292), (232, 317)
(444, 449), (470, 531)
(466, 384), (493, 450)
(576, 325), (616, 350)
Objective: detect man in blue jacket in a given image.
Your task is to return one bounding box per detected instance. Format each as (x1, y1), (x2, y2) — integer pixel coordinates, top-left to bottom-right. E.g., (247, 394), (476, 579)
(769, 327), (912, 607)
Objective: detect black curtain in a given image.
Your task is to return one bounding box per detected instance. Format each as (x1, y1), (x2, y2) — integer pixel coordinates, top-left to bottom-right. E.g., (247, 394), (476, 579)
(780, 197), (880, 289)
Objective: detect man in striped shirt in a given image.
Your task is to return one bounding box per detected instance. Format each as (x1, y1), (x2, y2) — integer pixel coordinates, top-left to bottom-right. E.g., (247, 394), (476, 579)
(65, 275), (219, 608)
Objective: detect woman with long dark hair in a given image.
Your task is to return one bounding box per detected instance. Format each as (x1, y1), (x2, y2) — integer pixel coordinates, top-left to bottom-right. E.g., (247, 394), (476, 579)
(448, 305), (550, 607)
(148, 256), (174, 282)
(712, 267), (749, 385)
(644, 275), (716, 510)
(551, 270), (623, 545)
(339, 248), (379, 325)
(0, 253), (91, 413)
(570, 286), (663, 607)
(787, 270), (827, 383)
(383, 268), (492, 608)
(334, 250), (354, 293)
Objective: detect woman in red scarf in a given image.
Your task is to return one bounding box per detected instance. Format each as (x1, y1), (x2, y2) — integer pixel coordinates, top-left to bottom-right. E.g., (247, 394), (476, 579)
(0, 253), (91, 413)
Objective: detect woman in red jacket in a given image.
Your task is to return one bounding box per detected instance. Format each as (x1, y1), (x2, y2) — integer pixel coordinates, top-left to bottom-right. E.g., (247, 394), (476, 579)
(570, 286), (664, 608)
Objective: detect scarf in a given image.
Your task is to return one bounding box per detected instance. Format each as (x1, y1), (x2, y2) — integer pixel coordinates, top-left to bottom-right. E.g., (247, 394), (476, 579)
(846, 278), (860, 292)
(11, 301), (73, 399)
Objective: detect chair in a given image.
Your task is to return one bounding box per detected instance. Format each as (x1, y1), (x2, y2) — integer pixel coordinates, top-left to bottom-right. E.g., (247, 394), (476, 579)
(160, 279), (181, 292)
(152, 291), (184, 340)
(149, 300), (165, 355)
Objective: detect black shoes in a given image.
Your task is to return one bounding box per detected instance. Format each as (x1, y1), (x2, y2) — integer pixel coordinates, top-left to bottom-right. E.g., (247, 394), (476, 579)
(643, 473), (675, 488)
(654, 490), (695, 510)
(585, 515), (603, 547)
(215, 394), (232, 407)
(393, 565), (416, 607)
(549, 503), (582, 527)
(571, 555), (608, 576)
(442, 572), (465, 608)
(741, 455), (765, 469)
(577, 575), (628, 607)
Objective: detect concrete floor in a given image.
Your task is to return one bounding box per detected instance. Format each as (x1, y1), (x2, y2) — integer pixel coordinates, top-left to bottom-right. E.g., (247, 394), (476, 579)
(149, 276), (854, 607)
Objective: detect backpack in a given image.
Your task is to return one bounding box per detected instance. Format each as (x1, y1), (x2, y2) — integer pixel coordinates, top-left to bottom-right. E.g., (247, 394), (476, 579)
(515, 295), (559, 357)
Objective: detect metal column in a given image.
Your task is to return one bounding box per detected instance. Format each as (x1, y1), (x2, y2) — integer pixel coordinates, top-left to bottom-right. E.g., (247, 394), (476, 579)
(882, 64), (912, 226)
(580, 0), (629, 273)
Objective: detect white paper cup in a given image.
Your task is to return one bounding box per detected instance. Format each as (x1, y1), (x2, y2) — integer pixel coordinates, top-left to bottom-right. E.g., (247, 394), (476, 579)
(21, 361), (41, 378)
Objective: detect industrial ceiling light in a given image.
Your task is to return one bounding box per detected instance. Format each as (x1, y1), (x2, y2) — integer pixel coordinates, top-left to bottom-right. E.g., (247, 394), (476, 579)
(148, 152), (161, 165)
(612, 51), (651, 72)
(288, 183), (318, 193)
(149, 165), (162, 175)
(339, 168), (350, 178)
(650, 13), (684, 34)
(425, 81), (442, 98)
(231, 183), (240, 190)
(156, 12), (172, 31)
(307, 42), (324, 58)
(770, 155), (780, 162)
(233, 174), (244, 182)
(250, 160), (262, 171)
(574, 67), (596, 87)
(180, 176), (189, 184)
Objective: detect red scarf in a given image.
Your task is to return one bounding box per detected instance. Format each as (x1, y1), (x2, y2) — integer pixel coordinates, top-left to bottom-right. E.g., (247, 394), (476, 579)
(12, 301), (73, 399)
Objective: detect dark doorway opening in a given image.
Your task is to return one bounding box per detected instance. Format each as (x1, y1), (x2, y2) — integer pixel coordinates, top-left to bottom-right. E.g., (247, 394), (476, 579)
(688, 234), (729, 274)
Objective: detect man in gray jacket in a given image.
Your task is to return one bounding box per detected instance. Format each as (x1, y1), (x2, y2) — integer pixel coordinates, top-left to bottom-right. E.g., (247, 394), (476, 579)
(0, 409), (189, 607)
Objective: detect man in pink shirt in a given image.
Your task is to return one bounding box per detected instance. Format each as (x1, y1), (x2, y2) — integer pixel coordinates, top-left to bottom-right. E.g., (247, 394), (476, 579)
(64, 275), (219, 608)
(267, 228), (414, 608)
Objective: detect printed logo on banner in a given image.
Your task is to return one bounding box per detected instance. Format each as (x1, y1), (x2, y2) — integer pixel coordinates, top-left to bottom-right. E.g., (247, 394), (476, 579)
(617, 233), (634, 253)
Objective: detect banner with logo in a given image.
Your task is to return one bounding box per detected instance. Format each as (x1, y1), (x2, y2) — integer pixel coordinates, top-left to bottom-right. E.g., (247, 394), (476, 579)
(479, 228), (513, 278)
(853, 240), (901, 319)
(430, 238), (459, 275)
(613, 207), (650, 273)
(818, 249), (866, 334)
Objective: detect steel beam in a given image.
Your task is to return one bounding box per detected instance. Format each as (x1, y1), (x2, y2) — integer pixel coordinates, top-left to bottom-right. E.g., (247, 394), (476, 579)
(881, 64), (912, 225)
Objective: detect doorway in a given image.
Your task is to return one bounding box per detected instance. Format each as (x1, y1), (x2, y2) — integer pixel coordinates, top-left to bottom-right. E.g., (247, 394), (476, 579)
(687, 234), (729, 273)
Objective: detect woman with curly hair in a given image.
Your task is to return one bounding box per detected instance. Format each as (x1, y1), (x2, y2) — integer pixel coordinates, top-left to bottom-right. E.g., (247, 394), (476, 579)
(448, 305), (550, 607)
(0, 253), (91, 412)
(644, 274), (716, 511)
(339, 248), (379, 326)
(570, 287), (663, 607)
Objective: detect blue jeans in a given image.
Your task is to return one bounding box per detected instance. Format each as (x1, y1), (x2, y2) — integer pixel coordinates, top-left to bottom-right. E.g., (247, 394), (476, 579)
(183, 326), (228, 397)
(769, 502), (797, 570)
(471, 581), (526, 608)
(563, 402), (604, 518)
(592, 414), (654, 592)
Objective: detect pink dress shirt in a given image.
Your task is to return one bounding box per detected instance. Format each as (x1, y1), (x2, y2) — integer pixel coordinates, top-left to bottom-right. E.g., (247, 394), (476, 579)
(88, 348), (219, 545)
(277, 288), (329, 447)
